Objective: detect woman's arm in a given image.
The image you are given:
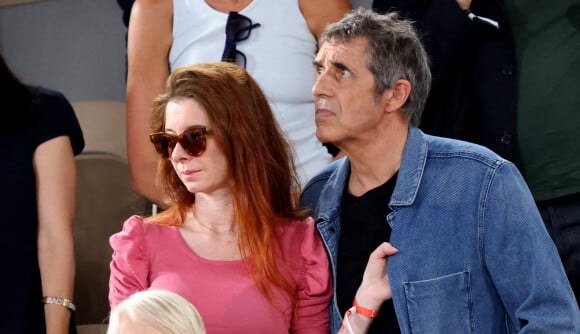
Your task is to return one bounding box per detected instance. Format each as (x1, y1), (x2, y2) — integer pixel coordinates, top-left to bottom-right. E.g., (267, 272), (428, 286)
(35, 136), (76, 334)
(338, 242), (398, 334)
(299, 0), (351, 40)
(126, 0), (172, 206)
(108, 216), (151, 309)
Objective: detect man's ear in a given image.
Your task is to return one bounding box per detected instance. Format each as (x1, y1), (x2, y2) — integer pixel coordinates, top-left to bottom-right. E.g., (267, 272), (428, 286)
(383, 79), (412, 112)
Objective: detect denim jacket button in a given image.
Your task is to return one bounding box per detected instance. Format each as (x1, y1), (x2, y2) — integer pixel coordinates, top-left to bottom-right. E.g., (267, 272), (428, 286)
(328, 227), (336, 234)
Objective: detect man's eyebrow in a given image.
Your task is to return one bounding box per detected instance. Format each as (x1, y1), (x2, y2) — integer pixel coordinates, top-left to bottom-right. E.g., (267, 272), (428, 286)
(313, 60), (354, 76)
(331, 61), (352, 74)
(313, 59), (322, 67)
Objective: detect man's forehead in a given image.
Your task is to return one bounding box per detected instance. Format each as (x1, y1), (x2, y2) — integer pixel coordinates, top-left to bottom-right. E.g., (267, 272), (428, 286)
(316, 37), (368, 61)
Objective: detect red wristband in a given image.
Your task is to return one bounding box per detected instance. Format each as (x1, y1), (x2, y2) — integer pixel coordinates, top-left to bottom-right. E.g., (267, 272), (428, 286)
(353, 299), (379, 318)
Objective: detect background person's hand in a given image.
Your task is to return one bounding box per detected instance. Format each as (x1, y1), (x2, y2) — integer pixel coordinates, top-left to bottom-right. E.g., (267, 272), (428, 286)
(455, 0), (472, 10)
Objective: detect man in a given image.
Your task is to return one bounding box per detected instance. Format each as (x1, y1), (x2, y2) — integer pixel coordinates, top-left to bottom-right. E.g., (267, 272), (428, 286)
(301, 9), (580, 333)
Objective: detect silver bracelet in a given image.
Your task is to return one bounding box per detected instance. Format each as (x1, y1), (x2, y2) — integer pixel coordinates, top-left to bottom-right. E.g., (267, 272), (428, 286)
(42, 296), (76, 312)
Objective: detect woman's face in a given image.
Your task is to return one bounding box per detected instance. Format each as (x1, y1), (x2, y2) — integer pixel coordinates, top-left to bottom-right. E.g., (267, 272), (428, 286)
(165, 98), (230, 196)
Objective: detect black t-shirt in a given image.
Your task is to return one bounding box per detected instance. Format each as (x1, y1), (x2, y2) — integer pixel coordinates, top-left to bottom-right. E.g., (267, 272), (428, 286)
(0, 86), (84, 333)
(337, 172), (401, 333)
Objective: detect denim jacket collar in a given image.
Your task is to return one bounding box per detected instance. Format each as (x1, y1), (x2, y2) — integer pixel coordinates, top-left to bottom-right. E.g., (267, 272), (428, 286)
(391, 126), (427, 207)
(317, 126), (426, 218)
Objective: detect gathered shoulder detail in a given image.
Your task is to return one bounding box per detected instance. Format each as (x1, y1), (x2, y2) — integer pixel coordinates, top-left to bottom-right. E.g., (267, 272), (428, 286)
(108, 215), (154, 309)
(278, 217), (332, 332)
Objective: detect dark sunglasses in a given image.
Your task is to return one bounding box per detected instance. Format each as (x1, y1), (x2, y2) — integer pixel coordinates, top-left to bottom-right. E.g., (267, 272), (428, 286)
(149, 126), (212, 158)
(221, 11), (261, 68)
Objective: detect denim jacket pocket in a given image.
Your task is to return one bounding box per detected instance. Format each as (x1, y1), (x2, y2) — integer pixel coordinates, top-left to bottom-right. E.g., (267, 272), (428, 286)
(404, 271), (474, 334)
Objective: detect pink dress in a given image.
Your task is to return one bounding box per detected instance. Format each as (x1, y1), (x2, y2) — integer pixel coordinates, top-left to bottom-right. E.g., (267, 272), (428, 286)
(109, 215), (332, 333)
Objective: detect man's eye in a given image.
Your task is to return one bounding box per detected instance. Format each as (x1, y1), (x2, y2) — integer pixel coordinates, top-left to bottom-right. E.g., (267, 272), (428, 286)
(315, 66), (324, 75)
(338, 68), (351, 78)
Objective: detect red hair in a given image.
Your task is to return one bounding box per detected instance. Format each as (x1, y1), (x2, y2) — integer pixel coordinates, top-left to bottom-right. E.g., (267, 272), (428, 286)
(149, 62), (307, 308)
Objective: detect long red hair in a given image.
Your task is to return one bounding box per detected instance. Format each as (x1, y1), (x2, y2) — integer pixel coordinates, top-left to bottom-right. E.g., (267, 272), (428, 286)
(149, 62), (307, 308)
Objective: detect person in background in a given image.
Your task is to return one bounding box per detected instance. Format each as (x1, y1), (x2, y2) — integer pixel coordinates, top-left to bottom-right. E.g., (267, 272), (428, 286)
(126, 0), (351, 206)
(505, 0), (580, 303)
(0, 53), (84, 333)
(107, 289), (206, 334)
(300, 9), (580, 333)
(116, 0), (133, 27)
(372, 0), (517, 161)
(109, 62), (332, 332)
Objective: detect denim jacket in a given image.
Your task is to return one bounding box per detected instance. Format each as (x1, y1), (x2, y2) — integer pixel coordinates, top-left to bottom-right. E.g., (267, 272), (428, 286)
(300, 127), (580, 333)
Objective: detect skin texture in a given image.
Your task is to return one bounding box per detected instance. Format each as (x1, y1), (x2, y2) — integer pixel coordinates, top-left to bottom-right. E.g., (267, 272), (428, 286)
(36, 135), (76, 334)
(126, 0), (351, 206)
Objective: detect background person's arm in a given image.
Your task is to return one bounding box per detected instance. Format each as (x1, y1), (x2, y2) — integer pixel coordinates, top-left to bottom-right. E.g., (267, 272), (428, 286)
(300, 0), (351, 41)
(126, 0), (172, 206)
(36, 136), (76, 334)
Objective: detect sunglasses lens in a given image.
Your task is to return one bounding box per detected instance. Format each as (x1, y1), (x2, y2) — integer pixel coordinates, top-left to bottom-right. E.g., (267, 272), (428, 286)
(223, 48), (247, 68)
(221, 12), (259, 68)
(223, 45), (238, 63)
(149, 128), (209, 158)
(182, 130), (206, 157)
(226, 14), (251, 41)
(150, 134), (174, 158)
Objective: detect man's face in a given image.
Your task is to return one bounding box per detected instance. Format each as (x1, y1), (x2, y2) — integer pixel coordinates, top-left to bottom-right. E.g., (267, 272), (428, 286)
(312, 37), (388, 148)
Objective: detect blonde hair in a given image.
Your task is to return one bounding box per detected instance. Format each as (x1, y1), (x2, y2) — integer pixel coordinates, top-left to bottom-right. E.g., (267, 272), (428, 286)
(107, 290), (206, 334)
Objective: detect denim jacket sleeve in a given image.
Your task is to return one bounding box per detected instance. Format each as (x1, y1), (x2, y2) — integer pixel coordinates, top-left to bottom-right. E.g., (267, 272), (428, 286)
(482, 162), (580, 332)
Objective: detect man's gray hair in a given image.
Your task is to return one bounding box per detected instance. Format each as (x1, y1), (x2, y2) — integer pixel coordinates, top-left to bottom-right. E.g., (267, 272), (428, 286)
(320, 8), (431, 126)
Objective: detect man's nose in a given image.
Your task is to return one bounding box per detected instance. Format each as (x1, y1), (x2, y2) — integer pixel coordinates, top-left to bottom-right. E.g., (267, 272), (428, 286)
(312, 70), (332, 98)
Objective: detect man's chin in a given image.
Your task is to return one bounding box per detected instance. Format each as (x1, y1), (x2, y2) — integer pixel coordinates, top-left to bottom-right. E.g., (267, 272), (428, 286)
(316, 130), (336, 146)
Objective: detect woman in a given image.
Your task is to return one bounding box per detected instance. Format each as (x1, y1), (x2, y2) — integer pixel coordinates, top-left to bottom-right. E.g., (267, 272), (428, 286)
(0, 54), (84, 333)
(125, 0), (351, 206)
(109, 62), (332, 332)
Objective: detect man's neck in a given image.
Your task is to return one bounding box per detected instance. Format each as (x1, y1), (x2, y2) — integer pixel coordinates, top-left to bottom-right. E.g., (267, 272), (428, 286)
(345, 125), (408, 196)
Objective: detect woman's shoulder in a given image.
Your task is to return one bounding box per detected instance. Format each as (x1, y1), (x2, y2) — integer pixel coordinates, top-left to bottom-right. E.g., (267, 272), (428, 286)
(277, 216), (316, 241)
(276, 217), (331, 295)
(110, 215), (174, 249)
(276, 216), (323, 260)
(122, 214), (158, 230)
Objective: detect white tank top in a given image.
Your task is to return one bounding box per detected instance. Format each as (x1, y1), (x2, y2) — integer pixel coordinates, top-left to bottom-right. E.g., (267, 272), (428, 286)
(170, 0), (332, 186)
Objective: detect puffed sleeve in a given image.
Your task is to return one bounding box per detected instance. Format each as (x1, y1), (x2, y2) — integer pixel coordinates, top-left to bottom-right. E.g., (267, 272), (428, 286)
(291, 217), (333, 333)
(108, 215), (151, 309)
